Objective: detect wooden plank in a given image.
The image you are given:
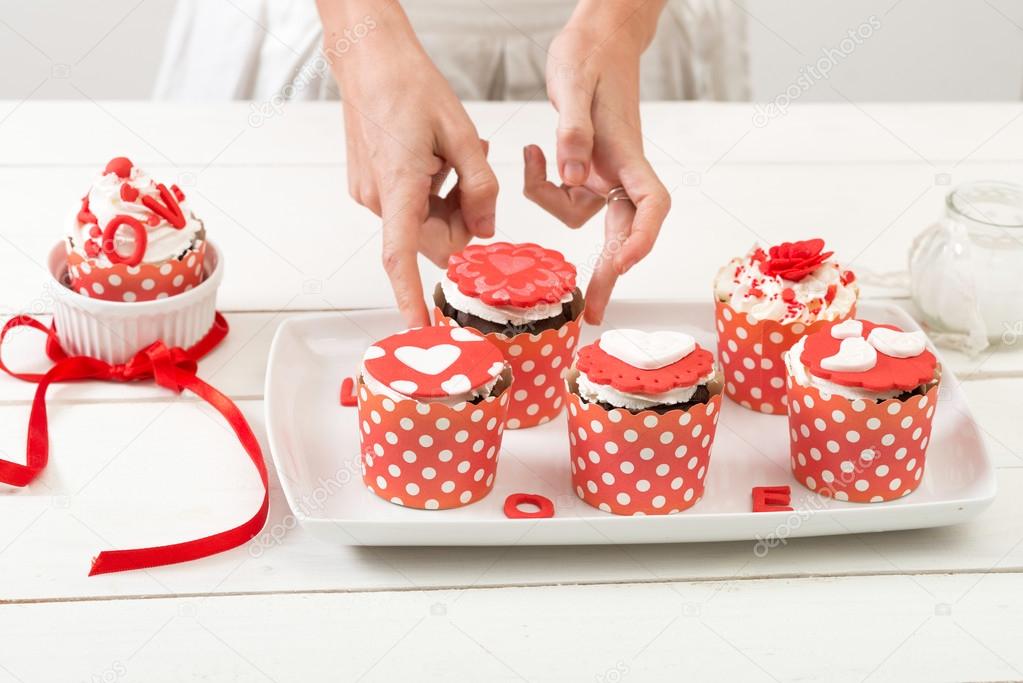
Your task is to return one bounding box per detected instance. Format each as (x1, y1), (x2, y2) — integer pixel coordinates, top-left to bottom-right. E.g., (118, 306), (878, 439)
(1, 572), (1021, 682)
(0, 397), (1020, 602)
(1, 102), (1022, 166)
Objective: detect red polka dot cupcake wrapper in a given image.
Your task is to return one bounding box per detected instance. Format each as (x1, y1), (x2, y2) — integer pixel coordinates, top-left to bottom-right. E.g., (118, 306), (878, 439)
(785, 375), (939, 503)
(356, 373), (511, 510)
(67, 241), (206, 302)
(433, 290), (583, 430)
(715, 300), (856, 414)
(565, 382), (722, 516)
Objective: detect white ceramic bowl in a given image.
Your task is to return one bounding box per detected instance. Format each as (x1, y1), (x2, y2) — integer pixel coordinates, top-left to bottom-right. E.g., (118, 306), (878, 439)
(47, 240), (224, 364)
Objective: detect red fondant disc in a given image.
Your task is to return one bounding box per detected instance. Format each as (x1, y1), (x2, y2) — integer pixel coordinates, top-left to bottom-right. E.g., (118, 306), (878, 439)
(576, 341), (715, 395)
(104, 157), (134, 179)
(800, 320), (936, 392)
(363, 326), (505, 400)
(447, 242), (576, 308)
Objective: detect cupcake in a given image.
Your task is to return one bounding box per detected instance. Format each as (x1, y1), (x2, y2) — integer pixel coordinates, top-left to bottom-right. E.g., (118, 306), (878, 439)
(67, 156), (206, 302)
(714, 238), (858, 414)
(434, 241), (584, 429)
(565, 329), (723, 516)
(356, 325), (511, 510)
(784, 319), (940, 503)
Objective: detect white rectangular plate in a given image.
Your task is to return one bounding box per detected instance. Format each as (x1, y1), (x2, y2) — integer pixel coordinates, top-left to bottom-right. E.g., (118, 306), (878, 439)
(264, 301), (996, 545)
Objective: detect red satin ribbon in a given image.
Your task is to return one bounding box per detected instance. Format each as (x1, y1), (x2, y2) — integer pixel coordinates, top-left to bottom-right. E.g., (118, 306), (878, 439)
(0, 313), (269, 576)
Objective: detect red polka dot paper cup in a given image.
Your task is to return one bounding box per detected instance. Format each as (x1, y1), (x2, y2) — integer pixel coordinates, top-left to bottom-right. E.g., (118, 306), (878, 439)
(565, 371), (723, 515)
(357, 369), (512, 510)
(66, 240), (206, 303)
(785, 376), (940, 503)
(47, 240), (223, 365)
(715, 301), (855, 414)
(434, 287), (584, 429)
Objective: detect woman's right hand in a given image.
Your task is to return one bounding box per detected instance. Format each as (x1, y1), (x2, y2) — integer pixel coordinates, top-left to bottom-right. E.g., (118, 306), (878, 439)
(317, 1), (499, 327)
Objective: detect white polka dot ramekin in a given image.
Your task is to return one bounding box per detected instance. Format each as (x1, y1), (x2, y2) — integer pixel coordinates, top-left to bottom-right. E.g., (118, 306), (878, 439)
(46, 240), (224, 365)
(433, 287), (583, 429)
(715, 300), (857, 414)
(785, 371), (940, 503)
(565, 371), (722, 516)
(356, 370), (511, 510)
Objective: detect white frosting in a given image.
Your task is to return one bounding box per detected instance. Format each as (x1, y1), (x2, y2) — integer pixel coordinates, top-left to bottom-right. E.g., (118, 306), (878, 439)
(441, 277), (572, 326)
(576, 368), (716, 411)
(360, 364), (501, 407)
(713, 246), (857, 325)
(598, 329), (695, 370)
(68, 165), (203, 266)
(785, 336), (902, 401)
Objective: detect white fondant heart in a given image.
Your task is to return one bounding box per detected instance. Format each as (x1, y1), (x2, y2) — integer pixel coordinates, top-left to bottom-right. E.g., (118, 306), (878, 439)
(450, 327), (484, 342)
(394, 344), (461, 375)
(363, 345), (385, 360)
(831, 319), (863, 339)
(599, 329), (696, 370)
(867, 327), (926, 358)
(441, 374), (472, 395)
(490, 254), (535, 276)
(389, 380), (418, 395)
(820, 337), (877, 372)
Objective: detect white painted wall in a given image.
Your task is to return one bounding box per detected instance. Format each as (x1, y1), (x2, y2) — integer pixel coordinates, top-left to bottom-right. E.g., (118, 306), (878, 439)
(0, 0), (1021, 101)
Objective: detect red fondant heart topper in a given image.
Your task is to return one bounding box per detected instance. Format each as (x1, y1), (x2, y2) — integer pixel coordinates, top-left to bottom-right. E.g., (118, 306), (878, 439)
(576, 339), (715, 395)
(362, 326), (505, 399)
(447, 242), (577, 308)
(800, 320), (936, 392)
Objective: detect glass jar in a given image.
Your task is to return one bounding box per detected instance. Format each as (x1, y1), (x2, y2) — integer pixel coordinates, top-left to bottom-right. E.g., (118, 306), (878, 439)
(909, 181), (1023, 348)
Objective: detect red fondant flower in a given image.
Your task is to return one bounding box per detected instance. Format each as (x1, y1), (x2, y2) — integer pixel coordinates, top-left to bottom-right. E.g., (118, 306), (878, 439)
(447, 242), (576, 308)
(761, 238), (833, 282)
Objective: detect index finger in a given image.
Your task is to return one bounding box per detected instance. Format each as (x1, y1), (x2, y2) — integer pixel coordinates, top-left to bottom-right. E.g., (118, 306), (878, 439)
(380, 179), (431, 327)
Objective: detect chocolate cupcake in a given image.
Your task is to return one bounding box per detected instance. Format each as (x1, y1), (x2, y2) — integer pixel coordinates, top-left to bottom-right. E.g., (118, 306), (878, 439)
(784, 319), (940, 503)
(356, 325), (512, 510)
(565, 330), (723, 516)
(434, 242), (584, 429)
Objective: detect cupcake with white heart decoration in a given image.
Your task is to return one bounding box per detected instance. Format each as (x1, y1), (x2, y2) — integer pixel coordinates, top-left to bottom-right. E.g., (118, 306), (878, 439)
(783, 319), (941, 503)
(565, 329), (723, 516)
(356, 325), (511, 510)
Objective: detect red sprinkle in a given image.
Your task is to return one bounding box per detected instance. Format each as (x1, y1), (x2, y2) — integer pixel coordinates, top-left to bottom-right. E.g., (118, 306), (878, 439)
(104, 157), (134, 179)
(841, 270), (856, 285)
(781, 287), (796, 303)
(503, 493), (555, 519)
(171, 184), (186, 202)
(752, 485), (792, 512)
(339, 377), (357, 407)
(88, 225), (101, 238)
(120, 183), (139, 202)
(77, 210), (97, 225)
(84, 240), (101, 258)
(825, 283), (837, 304)
(146, 214), (161, 227)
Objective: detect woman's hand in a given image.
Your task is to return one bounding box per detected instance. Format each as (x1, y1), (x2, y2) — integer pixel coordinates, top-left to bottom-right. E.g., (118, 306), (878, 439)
(524, 0), (670, 324)
(318, 1), (499, 326)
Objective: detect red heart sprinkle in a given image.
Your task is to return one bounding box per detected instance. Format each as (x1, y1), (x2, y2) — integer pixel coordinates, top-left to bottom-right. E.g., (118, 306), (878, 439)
(104, 157), (134, 179)
(147, 214), (161, 227)
(781, 287), (795, 302)
(77, 210), (97, 225)
(84, 240), (101, 258)
(120, 183), (139, 202)
(89, 225), (101, 238)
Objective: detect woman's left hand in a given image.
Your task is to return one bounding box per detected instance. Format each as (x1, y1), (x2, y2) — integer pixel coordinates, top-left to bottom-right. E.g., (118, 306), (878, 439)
(524, 0), (670, 324)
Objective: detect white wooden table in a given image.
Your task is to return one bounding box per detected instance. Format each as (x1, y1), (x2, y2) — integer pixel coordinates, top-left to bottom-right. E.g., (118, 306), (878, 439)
(1, 101), (1022, 682)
